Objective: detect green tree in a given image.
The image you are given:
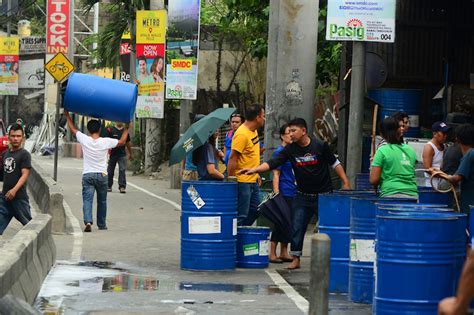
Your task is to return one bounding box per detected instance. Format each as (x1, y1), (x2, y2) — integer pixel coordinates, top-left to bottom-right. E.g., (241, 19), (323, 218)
(0, 0), (47, 36)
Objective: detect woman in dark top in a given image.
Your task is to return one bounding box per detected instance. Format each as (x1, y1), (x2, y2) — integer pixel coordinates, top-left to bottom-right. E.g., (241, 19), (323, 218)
(193, 131), (224, 181)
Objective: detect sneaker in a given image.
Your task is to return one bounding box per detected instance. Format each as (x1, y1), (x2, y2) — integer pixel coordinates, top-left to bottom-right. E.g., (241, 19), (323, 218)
(84, 223), (92, 232)
(119, 188), (126, 194)
(98, 226), (108, 230)
(107, 188), (112, 192)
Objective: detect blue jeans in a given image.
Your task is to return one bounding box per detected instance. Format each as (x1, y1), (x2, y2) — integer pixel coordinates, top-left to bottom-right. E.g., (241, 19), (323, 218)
(82, 173), (108, 227)
(290, 191), (319, 257)
(237, 182), (260, 226)
(0, 195), (31, 235)
(108, 155), (127, 189)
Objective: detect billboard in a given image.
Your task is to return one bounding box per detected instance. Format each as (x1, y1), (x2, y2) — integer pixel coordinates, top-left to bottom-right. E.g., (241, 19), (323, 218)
(326, 0), (396, 43)
(165, 0), (200, 100)
(46, 0), (71, 54)
(19, 59), (44, 89)
(135, 10), (166, 119)
(0, 36), (19, 95)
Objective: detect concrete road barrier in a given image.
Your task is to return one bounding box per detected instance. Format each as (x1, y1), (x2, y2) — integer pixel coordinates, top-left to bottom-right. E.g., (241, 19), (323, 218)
(0, 214), (56, 304)
(28, 160), (67, 234)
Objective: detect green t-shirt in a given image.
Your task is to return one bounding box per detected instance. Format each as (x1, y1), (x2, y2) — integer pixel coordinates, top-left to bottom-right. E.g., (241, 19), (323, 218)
(372, 144), (418, 198)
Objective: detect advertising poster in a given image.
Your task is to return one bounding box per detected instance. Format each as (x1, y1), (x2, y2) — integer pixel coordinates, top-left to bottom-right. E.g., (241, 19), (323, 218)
(135, 10), (166, 118)
(0, 36), (19, 95)
(19, 59), (44, 89)
(46, 0), (70, 54)
(326, 0), (396, 43)
(120, 31), (131, 82)
(135, 43), (165, 118)
(19, 37), (46, 55)
(166, 0), (200, 100)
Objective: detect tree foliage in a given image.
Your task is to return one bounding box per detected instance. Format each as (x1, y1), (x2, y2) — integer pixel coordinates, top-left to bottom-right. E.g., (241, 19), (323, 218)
(0, 0), (47, 36)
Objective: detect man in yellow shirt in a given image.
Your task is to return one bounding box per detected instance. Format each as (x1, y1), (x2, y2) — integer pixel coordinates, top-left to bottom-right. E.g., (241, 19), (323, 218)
(228, 104), (265, 226)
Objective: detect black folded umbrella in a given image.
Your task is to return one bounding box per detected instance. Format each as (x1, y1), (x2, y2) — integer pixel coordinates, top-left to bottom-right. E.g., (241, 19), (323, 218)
(258, 192), (292, 241)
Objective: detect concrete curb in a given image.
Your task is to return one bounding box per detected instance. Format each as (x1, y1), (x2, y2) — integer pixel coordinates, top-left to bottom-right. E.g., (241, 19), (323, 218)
(27, 160), (67, 234)
(0, 214), (56, 304)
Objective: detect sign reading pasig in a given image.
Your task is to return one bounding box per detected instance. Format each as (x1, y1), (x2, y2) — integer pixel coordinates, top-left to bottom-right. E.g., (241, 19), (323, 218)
(47, 0), (70, 54)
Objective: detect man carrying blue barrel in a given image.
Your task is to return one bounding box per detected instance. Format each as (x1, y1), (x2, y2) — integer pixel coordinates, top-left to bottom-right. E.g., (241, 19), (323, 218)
(240, 118), (351, 269)
(64, 111), (130, 232)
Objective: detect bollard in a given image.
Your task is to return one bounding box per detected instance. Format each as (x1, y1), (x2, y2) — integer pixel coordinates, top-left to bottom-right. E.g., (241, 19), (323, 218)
(309, 233), (331, 315)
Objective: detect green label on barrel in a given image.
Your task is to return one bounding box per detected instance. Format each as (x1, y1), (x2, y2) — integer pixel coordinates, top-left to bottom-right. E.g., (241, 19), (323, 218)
(243, 243), (259, 256)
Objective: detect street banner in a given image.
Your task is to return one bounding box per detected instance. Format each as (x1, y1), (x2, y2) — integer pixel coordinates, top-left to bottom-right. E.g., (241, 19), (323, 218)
(19, 37), (46, 55)
(135, 43), (165, 118)
(166, 0), (201, 100)
(0, 36), (19, 95)
(326, 0), (396, 43)
(46, 0), (71, 54)
(19, 59), (45, 89)
(136, 10), (167, 44)
(135, 10), (167, 119)
(119, 38), (131, 82)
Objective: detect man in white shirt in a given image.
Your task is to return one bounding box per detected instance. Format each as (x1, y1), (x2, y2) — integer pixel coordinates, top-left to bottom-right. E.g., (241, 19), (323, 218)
(64, 111), (130, 232)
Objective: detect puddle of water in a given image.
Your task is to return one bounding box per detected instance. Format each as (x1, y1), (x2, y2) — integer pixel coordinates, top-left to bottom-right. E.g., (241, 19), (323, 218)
(35, 261), (283, 314)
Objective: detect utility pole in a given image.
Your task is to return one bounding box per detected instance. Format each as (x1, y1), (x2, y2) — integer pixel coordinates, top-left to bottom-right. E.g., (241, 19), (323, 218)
(346, 42), (366, 186)
(144, 0), (165, 175)
(170, 99), (191, 189)
(5, 0), (11, 126)
(264, 0), (320, 160)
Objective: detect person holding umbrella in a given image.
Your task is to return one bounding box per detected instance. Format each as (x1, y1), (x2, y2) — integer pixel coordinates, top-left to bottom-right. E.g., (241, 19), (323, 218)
(240, 118), (351, 269)
(269, 124), (295, 263)
(193, 130), (225, 181)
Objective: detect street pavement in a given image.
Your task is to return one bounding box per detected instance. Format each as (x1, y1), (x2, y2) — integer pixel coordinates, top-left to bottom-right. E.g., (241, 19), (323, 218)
(30, 156), (370, 314)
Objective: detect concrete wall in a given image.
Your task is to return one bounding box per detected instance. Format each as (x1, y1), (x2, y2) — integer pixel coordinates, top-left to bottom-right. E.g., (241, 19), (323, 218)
(27, 160), (67, 234)
(0, 214), (56, 304)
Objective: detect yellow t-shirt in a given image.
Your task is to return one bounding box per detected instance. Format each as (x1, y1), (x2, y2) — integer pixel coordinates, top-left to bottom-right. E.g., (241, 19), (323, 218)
(231, 125), (260, 183)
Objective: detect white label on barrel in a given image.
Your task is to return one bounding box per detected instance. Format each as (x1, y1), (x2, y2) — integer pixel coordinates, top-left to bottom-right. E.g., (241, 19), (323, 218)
(350, 239), (375, 262)
(243, 243), (259, 256)
(186, 185), (206, 209)
(259, 240), (269, 256)
(232, 219), (237, 236)
(188, 216), (221, 234)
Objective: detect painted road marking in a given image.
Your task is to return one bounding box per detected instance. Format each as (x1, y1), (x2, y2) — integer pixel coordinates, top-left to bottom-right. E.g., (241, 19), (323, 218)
(265, 269), (308, 314)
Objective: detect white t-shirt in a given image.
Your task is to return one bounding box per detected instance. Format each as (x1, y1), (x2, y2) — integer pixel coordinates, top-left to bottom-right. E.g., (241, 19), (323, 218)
(76, 131), (119, 174)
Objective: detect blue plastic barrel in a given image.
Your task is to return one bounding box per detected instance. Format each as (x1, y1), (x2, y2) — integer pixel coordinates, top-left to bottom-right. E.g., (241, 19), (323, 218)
(375, 213), (459, 314)
(236, 226), (271, 268)
(64, 72), (137, 123)
(318, 191), (375, 293)
(181, 181), (237, 271)
(418, 187), (451, 206)
(470, 206), (474, 246)
(355, 173), (372, 190)
(349, 197), (415, 304)
(368, 89), (421, 137)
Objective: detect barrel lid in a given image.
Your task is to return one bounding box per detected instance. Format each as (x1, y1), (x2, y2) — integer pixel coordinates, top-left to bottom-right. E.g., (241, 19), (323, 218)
(377, 212), (458, 221)
(376, 203), (449, 208)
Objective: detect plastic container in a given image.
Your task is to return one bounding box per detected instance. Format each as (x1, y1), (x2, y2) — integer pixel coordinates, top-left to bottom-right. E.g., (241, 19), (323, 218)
(181, 181), (237, 271)
(64, 72), (137, 123)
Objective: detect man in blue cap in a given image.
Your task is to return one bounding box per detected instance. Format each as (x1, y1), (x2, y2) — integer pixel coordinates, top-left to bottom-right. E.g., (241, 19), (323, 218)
(422, 121), (451, 187)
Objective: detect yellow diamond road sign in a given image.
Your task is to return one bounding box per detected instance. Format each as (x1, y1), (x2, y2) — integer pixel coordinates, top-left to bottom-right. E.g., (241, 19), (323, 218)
(45, 52), (74, 82)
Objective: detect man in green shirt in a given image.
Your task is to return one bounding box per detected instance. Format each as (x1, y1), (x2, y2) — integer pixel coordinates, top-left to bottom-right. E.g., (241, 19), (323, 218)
(370, 117), (418, 198)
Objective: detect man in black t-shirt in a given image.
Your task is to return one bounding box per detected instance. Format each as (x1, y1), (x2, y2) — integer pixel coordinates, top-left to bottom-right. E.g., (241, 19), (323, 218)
(0, 123), (32, 235)
(241, 118), (351, 269)
(106, 122), (131, 193)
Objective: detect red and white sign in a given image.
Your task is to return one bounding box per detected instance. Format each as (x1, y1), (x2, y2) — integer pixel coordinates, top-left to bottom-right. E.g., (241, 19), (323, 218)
(46, 0), (70, 54)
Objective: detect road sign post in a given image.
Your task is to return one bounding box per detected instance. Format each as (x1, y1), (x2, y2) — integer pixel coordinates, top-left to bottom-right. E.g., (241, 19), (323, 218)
(45, 52), (75, 181)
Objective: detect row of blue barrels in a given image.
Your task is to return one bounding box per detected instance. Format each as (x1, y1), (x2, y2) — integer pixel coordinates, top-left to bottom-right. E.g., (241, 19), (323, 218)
(181, 181), (270, 271)
(375, 210), (467, 314)
(349, 200), (453, 305)
(318, 188), (451, 294)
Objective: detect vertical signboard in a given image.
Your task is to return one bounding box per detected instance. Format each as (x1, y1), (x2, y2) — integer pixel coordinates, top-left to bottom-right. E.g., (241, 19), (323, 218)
(119, 31), (131, 82)
(0, 36), (19, 95)
(166, 0), (201, 100)
(135, 10), (166, 118)
(326, 0), (396, 43)
(46, 0), (71, 54)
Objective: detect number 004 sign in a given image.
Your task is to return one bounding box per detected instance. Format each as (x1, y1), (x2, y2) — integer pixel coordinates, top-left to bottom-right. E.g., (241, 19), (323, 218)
(326, 0), (396, 43)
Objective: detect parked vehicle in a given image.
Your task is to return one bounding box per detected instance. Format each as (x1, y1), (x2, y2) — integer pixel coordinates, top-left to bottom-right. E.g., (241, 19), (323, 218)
(0, 119), (9, 155)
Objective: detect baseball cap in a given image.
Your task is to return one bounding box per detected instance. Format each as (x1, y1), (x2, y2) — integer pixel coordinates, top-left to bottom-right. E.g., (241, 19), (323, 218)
(432, 121), (451, 132)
